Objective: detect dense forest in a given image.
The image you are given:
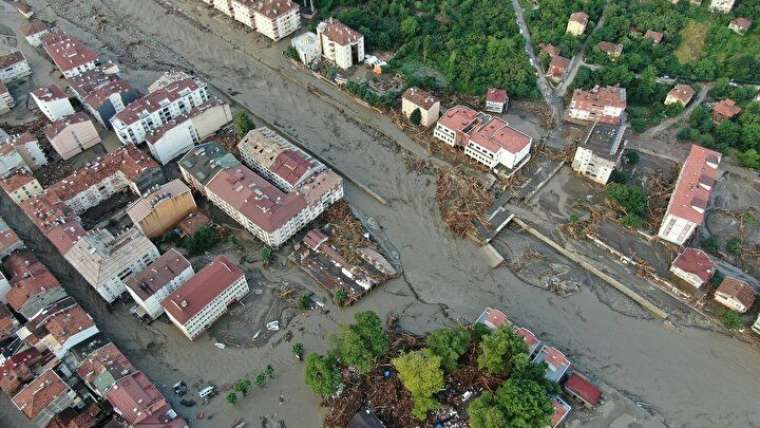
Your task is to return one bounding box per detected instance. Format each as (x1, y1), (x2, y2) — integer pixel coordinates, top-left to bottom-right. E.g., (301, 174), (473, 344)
(585, 0), (760, 83)
(520, 0), (606, 55)
(313, 0), (539, 98)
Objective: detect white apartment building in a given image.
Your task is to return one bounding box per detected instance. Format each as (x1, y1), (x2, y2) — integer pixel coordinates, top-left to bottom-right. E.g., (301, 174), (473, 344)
(433, 105), (484, 147)
(291, 32), (321, 65)
(231, 0), (256, 26)
(658, 145), (721, 245)
(20, 20), (50, 47)
(31, 85), (74, 122)
(5, 132), (47, 170)
(571, 123), (627, 185)
(162, 256), (248, 340)
(567, 86), (627, 125)
(111, 78), (209, 145)
(402, 87), (440, 128)
(0, 143), (28, 178)
(126, 249), (194, 319)
(214, 0), (233, 16)
(710, 0), (735, 12)
(252, 0), (301, 41)
(317, 18), (364, 70)
(64, 227), (160, 303)
(0, 51), (31, 83)
(146, 99), (231, 165)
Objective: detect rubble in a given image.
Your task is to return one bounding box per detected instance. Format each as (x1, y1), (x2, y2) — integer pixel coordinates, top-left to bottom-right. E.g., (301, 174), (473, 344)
(436, 167), (493, 238)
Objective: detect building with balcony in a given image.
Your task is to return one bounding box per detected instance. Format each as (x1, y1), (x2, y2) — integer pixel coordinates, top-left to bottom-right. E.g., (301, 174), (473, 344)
(317, 18), (364, 70)
(126, 249), (194, 320)
(126, 179), (197, 239)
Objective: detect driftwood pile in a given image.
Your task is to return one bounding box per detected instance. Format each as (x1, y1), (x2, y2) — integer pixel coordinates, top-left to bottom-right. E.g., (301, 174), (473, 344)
(436, 167), (493, 238)
(321, 201), (378, 265)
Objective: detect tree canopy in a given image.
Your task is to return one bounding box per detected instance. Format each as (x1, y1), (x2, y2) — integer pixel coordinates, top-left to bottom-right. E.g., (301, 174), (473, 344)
(304, 353), (342, 397)
(330, 311), (389, 373)
(477, 326), (529, 376)
(392, 348), (445, 420)
(426, 326), (471, 373)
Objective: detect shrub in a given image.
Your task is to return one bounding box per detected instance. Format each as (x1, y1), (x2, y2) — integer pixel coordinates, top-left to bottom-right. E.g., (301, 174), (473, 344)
(720, 309), (744, 330)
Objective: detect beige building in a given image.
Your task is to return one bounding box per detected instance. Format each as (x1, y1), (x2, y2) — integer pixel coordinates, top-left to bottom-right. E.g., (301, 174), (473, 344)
(571, 123), (627, 185)
(126, 179), (197, 239)
(566, 12), (589, 36)
(665, 84), (695, 107)
(714, 277), (755, 313)
(401, 87), (440, 127)
(232, 0), (301, 41)
(44, 112), (101, 160)
(317, 18), (364, 70)
(0, 171), (42, 204)
(214, 0), (233, 16)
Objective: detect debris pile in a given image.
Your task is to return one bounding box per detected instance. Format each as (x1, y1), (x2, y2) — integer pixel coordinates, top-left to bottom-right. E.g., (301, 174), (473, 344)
(645, 169), (677, 229)
(320, 201), (377, 265)
(436, 167), (493, 238)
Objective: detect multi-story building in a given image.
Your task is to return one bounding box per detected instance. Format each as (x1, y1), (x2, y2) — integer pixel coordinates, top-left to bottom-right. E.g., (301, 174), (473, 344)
(714, 277), (755, 313)
(42, 31), (98, 78)
(568, 86), (627, 125)
(18, 299), (99, 359)
(571, 123), (627, 184)
(710, 0), (735, 13)
(106, 371), (187, 428)
(0, 81), (14, 113)
(126, 179), (198, 239)
(76, 342), (135, 397)
(0, 140), (29, 178)
(68, 70), (140, 128)
(213, 0), (234, 16)
(0, 51), (31, 83)
(566, 12), (589, 36)
(19, 20), (50, 47)
(484, 88), (508, 114)
(0, 171), (43, 203)
(670, 247), (715, 289)
(178, 142), (241, 196)
(402, 87), (440, 127)
(433, 105), (485, 147)
(317, 18), (364, 70)
(44, 112), (101, 160)
(231, 0), (257, 27)
(5, 132), (47, 171)
(12, 369), (82, 428)
(658, 145), (721, 245)
(63, 227), (160, 303)
(31, 85), (74, 122)
(252, 0), (301, 41)
(4, 252), (67, 319)
(291, 32), (321, 65)
(111, 77), (209, 145)
(145, 99), (232, 165)
(162, 256), (248, 340)
(0, 217), (24, 259)
(16, 1), (34, 19)
(125, 249), (194, 320)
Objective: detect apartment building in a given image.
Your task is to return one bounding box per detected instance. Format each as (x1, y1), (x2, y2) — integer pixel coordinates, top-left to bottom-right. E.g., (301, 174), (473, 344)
(213, 0), (234, 16)
(4, 252), (67, 319)
(0, 217), (24, 259)
(252, 0), (301, 40)
(0, 171), (43, 203)
(80, 78), (140, 128)
(484, 88), (508, 114)
(0, 81), (14, 113)
(18, 299), (99, 359)
(162, 256), (248, 340)
(76, 342), (135, 397)
(31, 85), (74, 122)
(402, 87), (440, 127)
(19, 20), (50, 47)
(42, 31), (98, 78)
(291, 32), (321, 65)
(6, 133), (46, 171)
(63, 227), (160, 303)
(126, 179), (198, 239)
(433, 105), (484, 147)
(145, 99), (232, 165)
(44, 112), (101, 160)
(111, 77), (209, 145)
(12, 369), (82, 428)
(658, 145), (721, 245)
(0, 51), (31, 82)
(178, 142), (241, 196)
(568, 86), (627, 125)
(571, 123), (627, 184)
(106, 371), (187, 427)
(126, 249), (194, 320)
(317, 18), (364, 70)
(0, 140), (28, 178)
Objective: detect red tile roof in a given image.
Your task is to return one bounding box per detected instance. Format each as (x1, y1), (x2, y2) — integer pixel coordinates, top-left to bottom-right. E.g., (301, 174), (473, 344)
(32, 84), (67, 102)
(77, 342), (134, 389)
(486, 88), (508, 104)
(437, 105), (479, 132)
(672, 248), (714, 284)
(42, 303), (95, 345)
(716, 277), (756, 309)
(596, 41), (622, 55)
(83, 79), (135, 109)
(106, 371), (178, 426)
(548, 55), (570, 77)
(12, 369), (70, 420)
(468, 117), (531, 154)
(303, 228), (329, 250)
(252, 0), (298, 19)
(730, 17), (752, 31)
(126, 249), (191, 301)
(569, 12), (589, 25)
(0, 51), (26, 69)
(514, 327), (541, 350)
(4, 252), (62, 312)
(665, 144), (720, 224)
(551, 397), (572, 428)
(644, 30), (663, 43)
(571, 86), (627, 110)
(20, 20), (50, 37)
(0, 223), (21, 253)
(113, 78), (200, 125)
(0, 348), (41, 393)
(403, 87), (438, 110)
(479, 307), (508, 328)
(564, 372), (601, 406)
(319, 18), (362, 46)
(713, 99), (741, 120)
(178, 212), (210, 237)
(206, 166), (307, 233)
(42, 31), (98, 73)
(44, 112), (93, 140)
(0, 170), (36, 193)
(539, 43), (561, 57)
(541, 346), (571, 371)
(270, 149), (313, 186)
(162, 255), (244, 324)
(667, 84), (695, 105)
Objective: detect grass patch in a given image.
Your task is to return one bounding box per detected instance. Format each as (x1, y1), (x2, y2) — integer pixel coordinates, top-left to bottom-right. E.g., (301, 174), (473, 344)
(675, 20), (708, 64)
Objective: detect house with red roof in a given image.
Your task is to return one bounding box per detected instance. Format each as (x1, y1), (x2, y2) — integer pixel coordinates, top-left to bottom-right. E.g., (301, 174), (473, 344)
(16, 1), (34, 19)
(475, 307), (509, 330)
(232, 0), (301, 41)
(714, 277), (755, 313)
(17, 299), (99, 358)
(568, 86), (627, 125)
(0, 170), (43, 204)
(550, 396), (572, 427)
(317, 18), (365, 70)
(658, 145), (721, 245)
(107, 371), (187, 428)
(514, 327), (542, 357)
(712, 99), (741, 122)
(547, 55), (570, 82)
(20, 20), (50, 47)
(178, 211), (211, 237)
(31, 84), (74, 122)
(644, 30), (663, 44)
(162, 256), (249, 340)
(4, 252), (67, 319)
(485, 88), (509, 114)
(0, 348), (43, 394)
(665, 84), (695, 107)
(596, 41), (623, 58)
(12, 369), (82, 427)
(433, 105), (484, 147)
(533, 345), (572, 383)
(670, 248), (715, 289)
(564, 372), (602, 407)
(42, 31), (98, 78)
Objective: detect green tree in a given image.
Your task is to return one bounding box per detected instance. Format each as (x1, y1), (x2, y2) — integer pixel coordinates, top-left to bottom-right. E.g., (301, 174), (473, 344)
(477, 326), (528, 376)
(255, 372), (267, 388)
(292, 343), (304, 359)
(226, 392), (238, 405)
(409, 107), (422, 126)
(304, 353), (341, 397)
(334, 288), (348, 305)
(495, 377), (554, 428)
(298, 292), (313, 311)
(331, 311), (388, 373)
(607, 183), (648, 218)
(234, 379), (252, 396)
(702, 236), (720, 254)
(739, 149), (760, 169)
(265, 364), (275, 379)
(726, 237), (743, 255)
(715, 120), (741, 147)
(392, 349), (444, 420)
(400, 16), (418, 37)
(426, 326), (471, 372)
(720, 309), (744, 330)
(233, 111), (255, 137)
(468, 392), (507, 428)
(181, 226), (222, 256)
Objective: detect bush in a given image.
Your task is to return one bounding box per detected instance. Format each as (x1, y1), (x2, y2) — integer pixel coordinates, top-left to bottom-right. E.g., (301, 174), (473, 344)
(702, 236), (719, 254)
(260, 246), (273, 264)
(181, 226), (222, 256)
(623, 149), (640, 165)
(409, 107), (422, 126)
(726, 238), (743, 255)
(606, 183), (648, 218)
(477, 327), (527, 376)
(233, 111), (255, 137)
(335, 288), (348, 305)
(720, 309), (744, 330)
(330, 311), (388, 373)
(426, 327), (471, 373)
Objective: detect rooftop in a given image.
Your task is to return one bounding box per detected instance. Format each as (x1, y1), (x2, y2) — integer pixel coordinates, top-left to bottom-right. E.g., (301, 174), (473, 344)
(32, 84), (67, 102)
(19, 20), (50, 37)
(113, 77), (202, 125)
(571, 86), (627, 110)
(44, 112), (93, 140)
(713, 99), (742, 119)
(468, 117), (532, 155)
(402, 87), (439, 110)
(569, 11), (589, 25)
(126, 179), (193, 224)
(730, 17), (752, 30)
(580, 123), (626, 161)
(238, 127), (321, 188)
(437, 105), (481, 133)
(0, 51), (26, 70)
(83, 79), (135, 109)
(475, 307), (509, 330)
(251, 0), (298, 19)
(12, 369), (70, 420)
(126, 248), (191, 301)
(548, 55), (570, 76)
(665, 144), (721, 224)
(106, 371), (180, 426)
(4, 252), (62, 312)
(485, 88), (508, 104)
(76, 342), (134, 395)
(162, 255), (244, 324)
(667, 84), (695, 104)
(0, 170), (36, 193)
(716, 277), (755, 308)
(644, 30), (663, 43)
(596, 41), (623, 55)
(318, 18), (362, 46)
(672, 248), (714, 284)
(42, 31), (98, 73)
(564, 372), (602, 406)
(39, 302), (96, 345)
(178, 211), (210, 237)
(179, 142), (241, 187)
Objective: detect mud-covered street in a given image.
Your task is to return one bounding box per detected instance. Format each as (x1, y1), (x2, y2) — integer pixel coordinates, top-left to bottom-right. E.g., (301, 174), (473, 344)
(1, 1), (759, 427)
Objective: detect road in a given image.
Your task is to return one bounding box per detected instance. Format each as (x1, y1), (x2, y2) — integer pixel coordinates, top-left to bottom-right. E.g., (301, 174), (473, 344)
(2, 1), (760, 427)
(641, 83), (712, 139)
